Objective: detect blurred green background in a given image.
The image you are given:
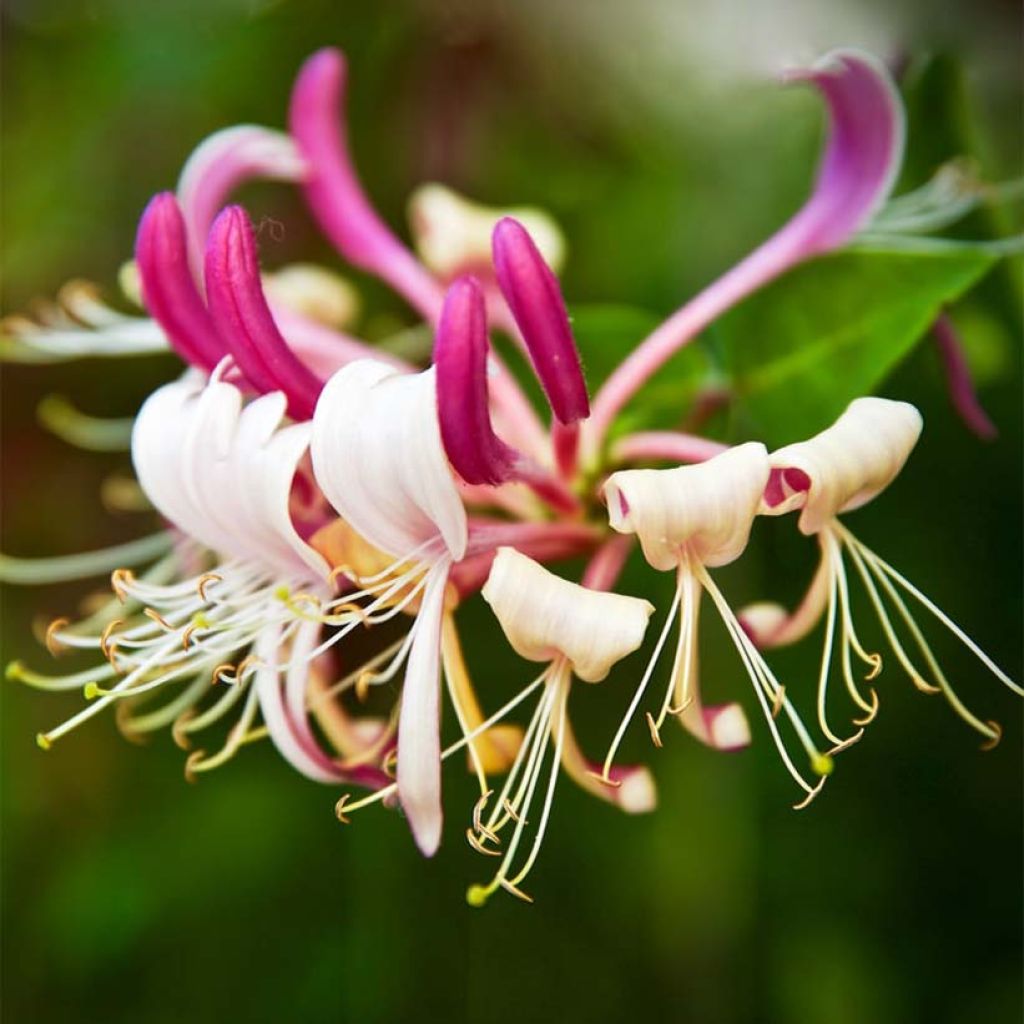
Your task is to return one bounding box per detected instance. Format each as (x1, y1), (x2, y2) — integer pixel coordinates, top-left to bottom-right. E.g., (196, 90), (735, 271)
(2, 2), (1021, 1022)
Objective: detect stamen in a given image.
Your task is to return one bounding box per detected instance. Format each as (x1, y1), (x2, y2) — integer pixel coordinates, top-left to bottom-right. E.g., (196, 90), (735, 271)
(197, 573), (223, 601)
(45, 618), (70, 656)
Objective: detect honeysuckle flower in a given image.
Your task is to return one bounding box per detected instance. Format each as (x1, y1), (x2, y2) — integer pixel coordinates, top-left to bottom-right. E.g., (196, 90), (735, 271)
(599, 443), (836, 809)
(743, 397), (1022, 749)
(585, 49), (904, 458)
(471, 547), (655, 904)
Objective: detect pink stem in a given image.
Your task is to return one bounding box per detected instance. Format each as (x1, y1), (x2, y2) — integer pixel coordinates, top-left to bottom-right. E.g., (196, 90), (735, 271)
(932, 313), (997, 440)
(612, 430), (728, 465)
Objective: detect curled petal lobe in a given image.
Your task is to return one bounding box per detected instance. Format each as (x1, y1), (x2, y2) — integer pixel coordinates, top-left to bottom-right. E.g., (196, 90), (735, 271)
(482, 547), (654, 683)
(204, 206), (324, 421)
(409, 183), (566, 279)
(397, 563), (449, 856)
(176, 126), (305, 277)
(760, 397), (922, 534)
(604, 443), (770, 571)
(288, 48), (441, 319)
(434, 276), (519, 485)
(492, 217), (590, 424)
(135, 193), (224, 372)
(310, 359), (467, 561)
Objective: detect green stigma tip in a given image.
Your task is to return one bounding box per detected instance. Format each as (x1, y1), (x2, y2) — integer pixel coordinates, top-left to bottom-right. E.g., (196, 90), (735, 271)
(811, 752), (834, 777)
(6, 661), (22, 680)
(83, 682), (101, 700)
(36, 733), (52, 751)
(466, 885), (489, 908)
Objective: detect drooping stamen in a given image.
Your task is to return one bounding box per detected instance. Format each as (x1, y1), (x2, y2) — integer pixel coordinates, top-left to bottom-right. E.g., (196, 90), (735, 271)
(36, 395), (134, 452)
(0, 532), (174, 586)
(204, 206), (324, 420)
(434, 276), (519, 485)
(492, 217), (590, 426)
(135, 193), (226, 372)
(932, 314), (998, 441)
(288, 48), (443, 321)
(587, 50), (904, 454)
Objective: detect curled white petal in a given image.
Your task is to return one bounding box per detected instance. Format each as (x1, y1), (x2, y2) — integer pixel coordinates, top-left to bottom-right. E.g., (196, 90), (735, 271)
(603, 442), (770, 570)
(762, 397), (923, 535)
(482, 547), (654, 683)
(408, 183), (566, 278)
(310, 359), (467, 561)
(132, 376), (326, 579)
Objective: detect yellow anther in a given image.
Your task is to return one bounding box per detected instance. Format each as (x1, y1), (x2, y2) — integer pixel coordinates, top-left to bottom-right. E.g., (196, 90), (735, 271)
(771, 685), (786, 720)
(100, 619), (125, 663)
(335, 794), (352, 824)
(171, 710), (196, 750)
(181, 623), (200, 650)
(503, 798), (525, 825)
(827, 729), (864, 756)
(234, 655), (261, 680)
(144, 607), (174, 631)
(382, 750), (398, 778)
(666, 696), (694, 716)
(499, 879), (535, 904)
(184, 750), (206, 783)
(472, 791), (500, 845)
(852, 688), (880, 726)
(864, 653), (883, 681)
(645, 711), (663, 748)
(792, 775), (827, 811)
(45, 617), (70, 657)
(980, 721), (1002, 752)
(211, 662), (237, 685)
(355, 670), (374, 703)
(911, 674), (941, 695)
(585, 769), (622, 789)
(110, 568), (134, 603)
(36, 732), (52, 751)
(466, 828), (500, 857)
(196, 573), (222, 602)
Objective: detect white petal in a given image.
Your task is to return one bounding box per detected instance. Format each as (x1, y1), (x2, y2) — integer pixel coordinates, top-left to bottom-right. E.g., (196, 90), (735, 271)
(762, 397), (923, 535)
(311, 359), (467, 561)
(481, 547), (654, 683)
(396, 562), (450, 856)
(603, 442), (770, 570)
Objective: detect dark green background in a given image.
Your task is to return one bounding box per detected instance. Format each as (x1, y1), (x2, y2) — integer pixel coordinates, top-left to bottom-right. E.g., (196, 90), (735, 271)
(2, 2), (1021, 1022)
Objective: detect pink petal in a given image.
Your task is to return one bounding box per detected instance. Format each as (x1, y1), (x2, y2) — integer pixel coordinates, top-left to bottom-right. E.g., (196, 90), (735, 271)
(204, 206), (324, 421)
(176, 126), (305, 278)
(288, 48), (442, 320)
(135, 193), (226, 372)
(932, 313), (997, 440)
(588, 50), (904, 449)
(434, 276), (519, 485)
(492, 217), (590, 424)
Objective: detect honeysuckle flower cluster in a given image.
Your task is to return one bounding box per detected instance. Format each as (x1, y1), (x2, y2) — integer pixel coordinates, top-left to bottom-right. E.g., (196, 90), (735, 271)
(3, 46), (1019, 905)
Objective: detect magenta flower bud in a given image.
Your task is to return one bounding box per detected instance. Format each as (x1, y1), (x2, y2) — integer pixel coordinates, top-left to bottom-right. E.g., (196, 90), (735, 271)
(288, 48), (442, 320)
(492, 217), (590, 425)
(434, 276), (519, 486)
(204, 206), (323, 421)
(135, 192), (225, 372)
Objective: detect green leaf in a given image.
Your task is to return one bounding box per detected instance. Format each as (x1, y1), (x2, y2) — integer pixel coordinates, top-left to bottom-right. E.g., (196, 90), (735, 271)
(718, 244), (997, 446)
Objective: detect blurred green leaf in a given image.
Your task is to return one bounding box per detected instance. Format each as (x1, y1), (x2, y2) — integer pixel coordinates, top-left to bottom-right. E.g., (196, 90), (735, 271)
(718, 243), (997, 445)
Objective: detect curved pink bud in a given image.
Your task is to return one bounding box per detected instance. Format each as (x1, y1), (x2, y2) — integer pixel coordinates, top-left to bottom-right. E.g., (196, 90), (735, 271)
(588, 50), (905, 449)
(492, 217), (590, 424)
(135, 193), (225, 372)
(434, 276), (519, 485)
(204, 206), (324, 421)
(288, 48), (442, 320)
(176, 126), (305, 278)
(932, 313), (997, 440)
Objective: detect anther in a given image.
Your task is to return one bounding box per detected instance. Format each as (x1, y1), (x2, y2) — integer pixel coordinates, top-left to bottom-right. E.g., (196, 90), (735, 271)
(45, 617), (70, 657)
(865, 653), (883, 681)
(771, 685), (786, 720)
(335, 794), (352, 824)
(355, 670), (373, 702)
(181, 622), (200, 649)
(196, 573), (222, 601)
(666, 696), (694, 716)
(472, 790), (500, 844)
(499, 879), (535, 904)
(110, 568), (135, 602)
(382, 750), (398, 778)
(852, 688), (880, 726)
(827, 729), (864, 756)
(585, 769), (622, 789)
(979, 721), (1002, 752)
(503, 798), (526, 824)
(100, 619), (124, 663)
(144, 607), (174, 631)
(792, 775), (827, 811)
(172, 709), (196, 750)
(211, 662), (237, 685)
(645, 711), (664, 748)
(466, 828), (500, 856)
(911, 674), (942, 695)
(184, 749), (206, 783)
